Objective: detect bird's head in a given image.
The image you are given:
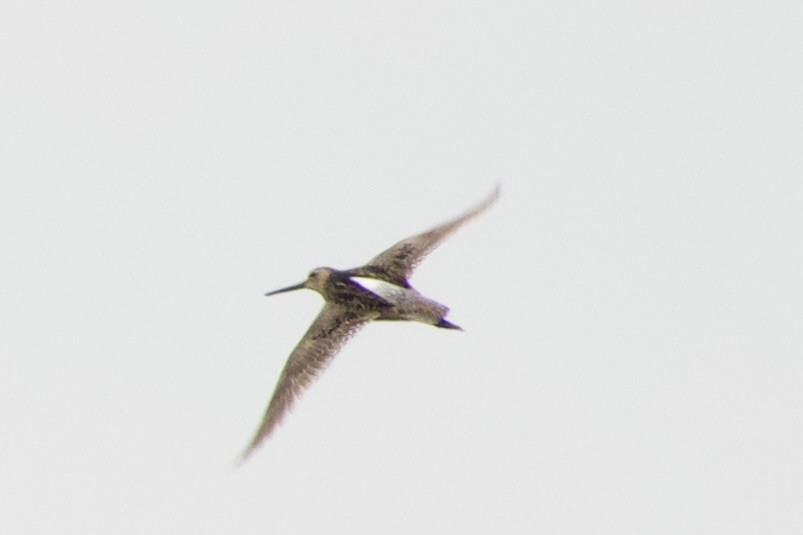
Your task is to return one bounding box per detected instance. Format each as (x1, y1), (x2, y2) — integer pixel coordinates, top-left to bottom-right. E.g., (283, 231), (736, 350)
(265, 267), (335, 297)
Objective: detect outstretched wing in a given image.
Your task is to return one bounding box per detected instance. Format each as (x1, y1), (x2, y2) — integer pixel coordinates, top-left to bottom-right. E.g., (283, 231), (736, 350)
(356, 185), (500, 286)
(240, 304), (374, 460)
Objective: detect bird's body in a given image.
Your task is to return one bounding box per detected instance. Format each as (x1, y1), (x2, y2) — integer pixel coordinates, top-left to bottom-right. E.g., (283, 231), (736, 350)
(240, 186), (499, 461)
(352, 276), (455, 326)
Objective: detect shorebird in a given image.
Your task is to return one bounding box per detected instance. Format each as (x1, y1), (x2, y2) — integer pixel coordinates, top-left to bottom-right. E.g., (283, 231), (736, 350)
(240, 185), (500, 460)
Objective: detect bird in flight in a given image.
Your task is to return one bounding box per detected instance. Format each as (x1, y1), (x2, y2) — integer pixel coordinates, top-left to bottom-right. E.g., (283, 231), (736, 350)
(240, 185), (500, 461)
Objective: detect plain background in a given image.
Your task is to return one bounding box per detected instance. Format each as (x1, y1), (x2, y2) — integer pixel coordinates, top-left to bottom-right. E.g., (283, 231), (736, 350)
(2, 2), (801, 533)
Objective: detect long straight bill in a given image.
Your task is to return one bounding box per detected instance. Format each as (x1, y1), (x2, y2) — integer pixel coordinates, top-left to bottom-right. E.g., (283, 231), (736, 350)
(265, 282), (306, 296)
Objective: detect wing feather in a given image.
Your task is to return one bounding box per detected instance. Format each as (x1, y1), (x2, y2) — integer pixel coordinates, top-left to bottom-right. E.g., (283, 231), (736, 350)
(240, 304), (373, 460)
(359, 185), (500, 285)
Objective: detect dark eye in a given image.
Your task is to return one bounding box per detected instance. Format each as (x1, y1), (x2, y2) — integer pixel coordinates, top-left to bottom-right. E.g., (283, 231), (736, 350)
(308, 271), (317, 278)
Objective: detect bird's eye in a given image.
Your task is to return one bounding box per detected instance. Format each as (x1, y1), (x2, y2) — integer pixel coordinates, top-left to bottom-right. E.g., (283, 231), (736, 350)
(308, 271), (317, 278)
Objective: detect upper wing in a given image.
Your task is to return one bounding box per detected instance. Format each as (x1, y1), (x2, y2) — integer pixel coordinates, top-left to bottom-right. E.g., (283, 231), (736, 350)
(359, 185), (500, 286)
(240, 304), (374, 461)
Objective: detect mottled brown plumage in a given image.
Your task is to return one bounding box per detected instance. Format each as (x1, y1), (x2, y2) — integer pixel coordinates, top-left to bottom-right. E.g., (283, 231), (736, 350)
(240, 186), (499, 461)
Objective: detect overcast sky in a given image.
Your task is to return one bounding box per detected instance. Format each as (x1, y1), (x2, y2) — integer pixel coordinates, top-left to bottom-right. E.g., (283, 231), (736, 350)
(2, 2), (801, 533)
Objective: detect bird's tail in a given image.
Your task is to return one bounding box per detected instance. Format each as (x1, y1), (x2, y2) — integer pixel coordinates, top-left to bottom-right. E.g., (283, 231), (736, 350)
(436, 318), (463, 330)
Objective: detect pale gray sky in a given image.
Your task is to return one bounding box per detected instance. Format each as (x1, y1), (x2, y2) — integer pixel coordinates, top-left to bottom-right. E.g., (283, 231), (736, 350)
(2, 2), (802, 533)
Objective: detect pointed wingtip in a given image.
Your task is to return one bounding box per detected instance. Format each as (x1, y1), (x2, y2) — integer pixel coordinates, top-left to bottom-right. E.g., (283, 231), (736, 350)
(477, 183), (502, 212)
(489, 182), (502, 201)
(233, 443), (256, 467)
(233, 440), (264, 468)
(232, 452), (249, 469)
